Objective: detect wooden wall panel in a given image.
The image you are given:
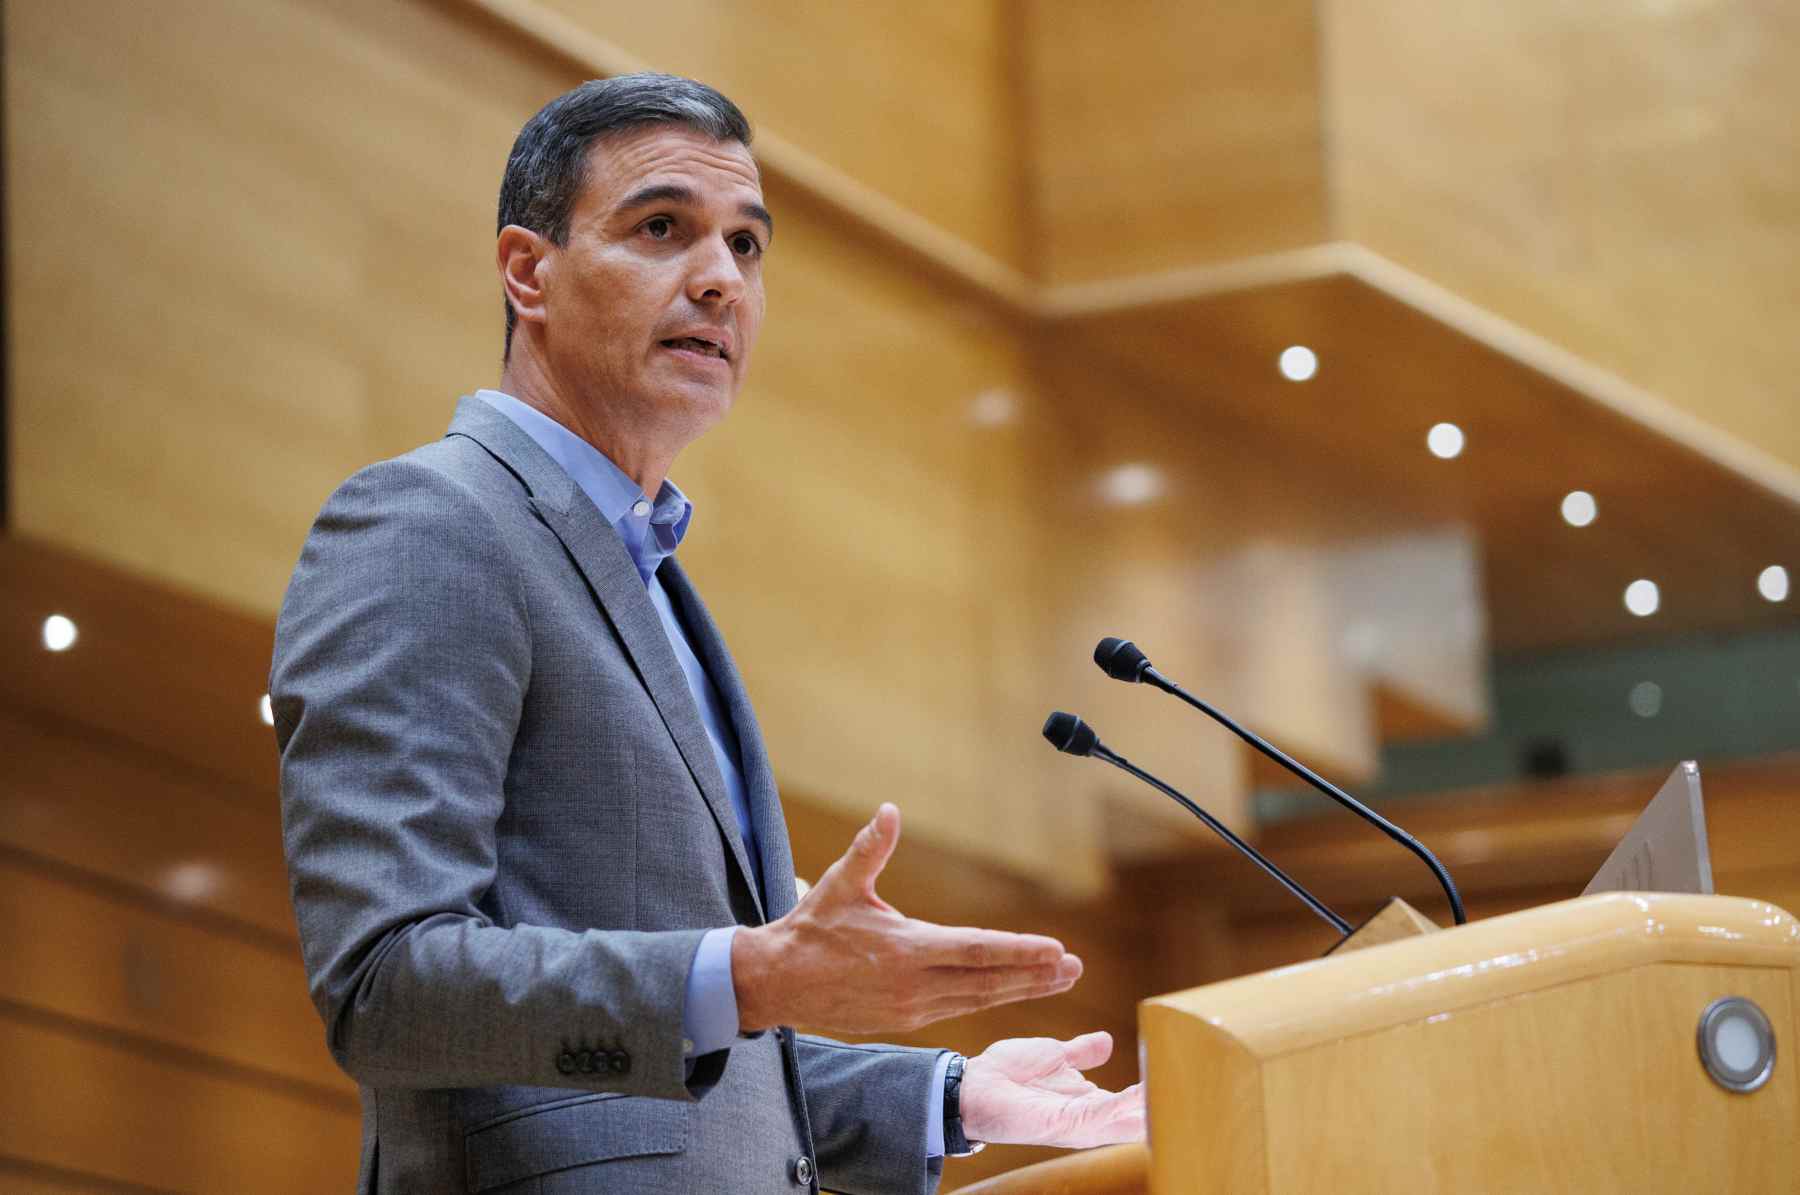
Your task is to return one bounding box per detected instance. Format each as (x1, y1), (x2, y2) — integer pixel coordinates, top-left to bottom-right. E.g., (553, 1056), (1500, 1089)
(0, 859), (347, 1097)
(0, 712), (293, 942)
(1324, 0), (1800, 474)
(1023, 0), (1328, 285)
(3, 0), (535, 613)
(517, 0), (1029, 272)
(0, 1016), (359, 1193)
(0, 1158), (168, 1194)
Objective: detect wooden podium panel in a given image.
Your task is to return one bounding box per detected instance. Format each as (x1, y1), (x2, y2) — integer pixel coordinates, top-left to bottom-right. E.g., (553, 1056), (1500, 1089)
(1141, 893), (1799, 1193)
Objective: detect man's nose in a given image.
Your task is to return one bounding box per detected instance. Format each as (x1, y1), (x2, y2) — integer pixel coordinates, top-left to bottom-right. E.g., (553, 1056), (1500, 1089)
(687, 237), (746, 305)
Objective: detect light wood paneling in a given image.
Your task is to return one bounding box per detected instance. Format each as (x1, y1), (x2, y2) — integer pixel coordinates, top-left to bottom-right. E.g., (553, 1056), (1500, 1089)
(0, 1157), (172, 1194)
(0, 710), (293, 942)
(1325, 0), (1800, 476)
(510, 0), (1029, 273)
(0, 1014), (360, 1194)
(0, 858), (348, 1098)
(1022, 0), (1328, 285)
(4, 0), (538, 612)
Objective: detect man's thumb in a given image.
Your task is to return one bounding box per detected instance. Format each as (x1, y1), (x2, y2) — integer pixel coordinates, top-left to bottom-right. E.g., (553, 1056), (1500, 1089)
(836, 802), (901, 894)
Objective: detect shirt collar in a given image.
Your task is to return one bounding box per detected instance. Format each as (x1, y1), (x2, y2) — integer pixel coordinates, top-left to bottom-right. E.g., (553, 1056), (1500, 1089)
(476, 389), (692, 584)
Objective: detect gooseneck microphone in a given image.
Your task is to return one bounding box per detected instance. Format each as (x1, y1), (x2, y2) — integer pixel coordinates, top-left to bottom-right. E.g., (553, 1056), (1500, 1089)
(1094, 637), (1468, 925)
(1043, 712), (1352, 937)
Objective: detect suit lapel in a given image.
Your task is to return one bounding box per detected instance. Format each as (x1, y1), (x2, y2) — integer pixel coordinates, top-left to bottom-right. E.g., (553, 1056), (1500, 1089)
(445, 397), (765, 920)
(661, 560), (798, 920)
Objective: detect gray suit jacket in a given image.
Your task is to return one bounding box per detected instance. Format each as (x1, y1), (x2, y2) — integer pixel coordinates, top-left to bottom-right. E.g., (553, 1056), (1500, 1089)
(271, 396), (944, 1194)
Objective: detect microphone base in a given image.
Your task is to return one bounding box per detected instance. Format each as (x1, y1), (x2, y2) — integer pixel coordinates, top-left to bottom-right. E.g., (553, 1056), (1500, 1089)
(1322, 896), (1442, 957)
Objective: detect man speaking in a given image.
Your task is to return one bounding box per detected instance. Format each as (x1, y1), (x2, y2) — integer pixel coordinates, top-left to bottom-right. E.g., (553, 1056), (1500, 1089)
(270, 73), (1142, 1193)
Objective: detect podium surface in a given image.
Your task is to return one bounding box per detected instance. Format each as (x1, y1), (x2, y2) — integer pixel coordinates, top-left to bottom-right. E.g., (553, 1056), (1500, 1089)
(1142, 892), (1798, 1192)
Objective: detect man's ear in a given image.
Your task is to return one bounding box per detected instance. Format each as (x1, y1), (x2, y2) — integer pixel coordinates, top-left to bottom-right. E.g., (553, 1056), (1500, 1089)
(497, 224), (551, 333)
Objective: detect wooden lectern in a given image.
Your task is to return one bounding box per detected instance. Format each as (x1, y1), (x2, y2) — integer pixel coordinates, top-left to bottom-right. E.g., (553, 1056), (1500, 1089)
(961, 892), (1798, 1194)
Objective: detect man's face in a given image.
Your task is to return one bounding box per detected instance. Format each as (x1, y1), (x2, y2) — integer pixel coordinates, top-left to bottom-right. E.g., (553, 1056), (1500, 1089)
(540, 124), (770, 444)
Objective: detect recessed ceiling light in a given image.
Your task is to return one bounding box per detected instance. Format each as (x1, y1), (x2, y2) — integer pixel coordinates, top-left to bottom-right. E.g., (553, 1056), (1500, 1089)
(1624, 579), (1660, 617)
(1561, 490), (1597, 527)
(41, 614), (78, 652)
(1757, 565), (1790, 603)
(1427, 423), (1465, 459)
(1628, 680), (1663, 718)
(969, 389), (1016, 426)
(1099, 463), (1164, 506)
(162, 862), (221, 903)
(260, 694), (275, 727)
(1278, 345), (1318, 382)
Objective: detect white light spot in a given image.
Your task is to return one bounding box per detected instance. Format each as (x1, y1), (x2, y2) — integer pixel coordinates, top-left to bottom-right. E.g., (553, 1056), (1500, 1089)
(1341, 622), (1384, 667)
(260, 694), (275, 727)
(969, 389), (1017, 426)
(1099, 463), (1164, 506)
(1628, 681), (1663, 718)
(41, 614), (78, 652)
(1427, 423), (1465, 459)
(794, 876), (812, 901)
(1561, 490), (1597, 527)
(1278, 345), (1318, 382)
(162, 862), (221, 903)
(1757, 565), (1789, 603)
(1624, 579), (1661, 617)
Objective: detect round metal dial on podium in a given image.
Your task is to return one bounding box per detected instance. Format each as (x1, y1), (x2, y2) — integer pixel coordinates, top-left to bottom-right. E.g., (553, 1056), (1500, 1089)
(1696, 996), (1776, 1093)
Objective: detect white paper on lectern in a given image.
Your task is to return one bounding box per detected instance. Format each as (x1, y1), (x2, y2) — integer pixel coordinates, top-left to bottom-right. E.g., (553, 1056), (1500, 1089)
(1582, 761), (1715, 896)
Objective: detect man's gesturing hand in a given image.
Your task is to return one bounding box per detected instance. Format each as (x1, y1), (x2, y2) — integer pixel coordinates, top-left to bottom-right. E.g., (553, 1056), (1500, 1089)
(732, 803), (1082, 1035)
(960, 1032), (1146, 1150)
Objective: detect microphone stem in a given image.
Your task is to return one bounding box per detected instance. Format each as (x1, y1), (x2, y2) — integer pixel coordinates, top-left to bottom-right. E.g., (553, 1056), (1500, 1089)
(1146, 668), (1468, 926)
(1096, 746), (1352, 937)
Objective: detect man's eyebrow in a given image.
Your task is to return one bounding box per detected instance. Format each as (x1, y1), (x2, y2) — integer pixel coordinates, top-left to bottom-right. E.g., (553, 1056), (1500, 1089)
(614, 183), (773, 236)
(615, 183), (697, 215)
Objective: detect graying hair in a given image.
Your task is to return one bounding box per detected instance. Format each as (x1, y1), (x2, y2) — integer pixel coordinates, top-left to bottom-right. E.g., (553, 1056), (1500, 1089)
(496, 73), (753, 357)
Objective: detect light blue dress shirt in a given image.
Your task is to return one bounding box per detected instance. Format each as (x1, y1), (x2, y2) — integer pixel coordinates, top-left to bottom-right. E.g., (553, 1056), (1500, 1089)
(477, 390), (951, 1158)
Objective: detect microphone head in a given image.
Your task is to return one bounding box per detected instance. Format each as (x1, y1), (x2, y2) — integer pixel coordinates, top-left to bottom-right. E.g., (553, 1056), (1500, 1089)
(1094, 637), (1152, 683)
(1042, 711), (1100, 757)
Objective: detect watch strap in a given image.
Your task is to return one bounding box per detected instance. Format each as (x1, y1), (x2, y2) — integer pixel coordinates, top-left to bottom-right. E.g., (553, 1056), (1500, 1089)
(942, 1053), (986, 1157)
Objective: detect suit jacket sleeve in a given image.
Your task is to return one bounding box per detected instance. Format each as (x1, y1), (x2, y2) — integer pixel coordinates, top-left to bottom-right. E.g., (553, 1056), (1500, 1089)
(271, 457), (723, 1100)
(795, 1035), (947, 1195)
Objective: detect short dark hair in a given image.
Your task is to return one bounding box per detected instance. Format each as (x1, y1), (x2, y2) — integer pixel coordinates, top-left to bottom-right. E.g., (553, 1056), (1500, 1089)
(496, 73), (753, 357)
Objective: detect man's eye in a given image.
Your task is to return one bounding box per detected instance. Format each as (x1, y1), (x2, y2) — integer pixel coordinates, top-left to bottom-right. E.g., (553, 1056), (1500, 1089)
(731, 234), (762, 258)
(645, 217), (672, 238)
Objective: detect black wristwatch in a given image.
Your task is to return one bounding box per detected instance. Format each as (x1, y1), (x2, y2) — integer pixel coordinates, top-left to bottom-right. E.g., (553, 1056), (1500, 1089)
(942, 1054), (986, 1157)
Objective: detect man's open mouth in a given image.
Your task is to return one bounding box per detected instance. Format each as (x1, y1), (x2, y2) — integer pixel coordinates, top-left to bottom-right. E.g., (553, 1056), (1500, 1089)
(661, 336), (728, 360)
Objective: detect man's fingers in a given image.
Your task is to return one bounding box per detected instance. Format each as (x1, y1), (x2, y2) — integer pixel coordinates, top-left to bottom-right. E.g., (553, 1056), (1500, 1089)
(1058, 1029), (1114, 1071)
(914, 963), (1083, 1023)
(926, 955), (1083, 1000)
(830, 802), (901, 896)
(912, 924), (1068, 970)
